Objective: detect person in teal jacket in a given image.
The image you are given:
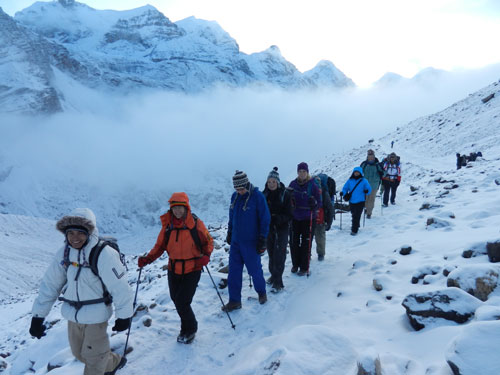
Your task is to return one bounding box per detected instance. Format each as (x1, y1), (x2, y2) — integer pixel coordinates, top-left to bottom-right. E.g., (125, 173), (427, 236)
(360, 149), (384, 218)
(341, 167), (372, 235)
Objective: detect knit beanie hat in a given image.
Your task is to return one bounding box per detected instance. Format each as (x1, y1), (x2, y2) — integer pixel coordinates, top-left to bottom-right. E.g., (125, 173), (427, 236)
(267, 167), (280, 183)
(367, 149), (375, 156)
(297, 162), (309, 172)
(233, 170), (249, 189)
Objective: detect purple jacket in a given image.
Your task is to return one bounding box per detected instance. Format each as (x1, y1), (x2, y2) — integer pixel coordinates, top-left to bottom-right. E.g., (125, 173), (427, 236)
(288, 178), (322, 221)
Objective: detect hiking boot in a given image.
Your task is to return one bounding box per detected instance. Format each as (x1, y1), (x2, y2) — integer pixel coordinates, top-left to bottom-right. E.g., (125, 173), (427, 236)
(318, 254), (325, 261)
(104, 356), (127, 375)
(391, 201), (396, 205)
(177, 331), (196, 344)
(297, 270), (306, 276)
(350, 231), (358, 236)
(382, 204), (388, 207)
(266, 276), (274, 285)
(291, 266), (298, 273)
(366, 214), (371, 219)
(258, 293), (267, 304)
(221, 301), (242, 312)
(271, 284), (284, 293)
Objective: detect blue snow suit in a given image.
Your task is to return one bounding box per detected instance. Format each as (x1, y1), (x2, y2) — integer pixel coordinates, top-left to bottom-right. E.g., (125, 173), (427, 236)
(228, 184), (271, 303)
(342, 167), (372, 204)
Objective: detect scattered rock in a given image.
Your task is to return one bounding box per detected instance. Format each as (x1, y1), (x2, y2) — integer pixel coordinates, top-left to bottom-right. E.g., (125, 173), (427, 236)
(400, 246), (412, 255)
(161, 264), (168, 271)
(47, 362), (61, 372)
(357, 352), (382, 375)
(443, 266), (457, 277)
(142, 317), (152, 327)
(443, 184), (459, 190)
(434, 177), (455, 184)
(426, 217), (450, 228)
(487, 241), (500, 263)
(402, 288), (482, 331)
(419, 203), (442, 210)
(447, 265), (500, 301)
(149, 303), (157, 309)
(410, 186), (419, 192)
(481, 92), (495, 103)
(412, 266), (441, 284)
(495, 179), (500, 186)
(372, 279), (383, 291)
(462, 250), (474, 258)
(0, 360), (6, 372)
(446, 321), (500, 375)
(218, 265), (229, 274)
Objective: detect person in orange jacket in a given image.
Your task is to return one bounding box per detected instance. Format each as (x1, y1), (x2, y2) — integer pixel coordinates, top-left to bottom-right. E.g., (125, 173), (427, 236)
(138, 192), (213, 344)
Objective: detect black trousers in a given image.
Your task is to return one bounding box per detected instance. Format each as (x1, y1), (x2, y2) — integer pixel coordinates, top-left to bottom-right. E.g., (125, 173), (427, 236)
(350, 202), (365, 233)
(267, 225), (289, 287)
(382, 179), (399, 205)
(168, 270), (201, 334)
(291, 219), (316, 272)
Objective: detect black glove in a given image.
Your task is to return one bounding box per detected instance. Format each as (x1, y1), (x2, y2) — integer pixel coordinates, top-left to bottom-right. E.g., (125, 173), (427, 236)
(363, 189), (369, 194)
(308, 196), (317, 209)
(325, 223), (331, 231)
(112, 318), (131, 332)
(226, 231), (232, 245)
(29, 317), (46, 339)
(257, 236), (267, 255)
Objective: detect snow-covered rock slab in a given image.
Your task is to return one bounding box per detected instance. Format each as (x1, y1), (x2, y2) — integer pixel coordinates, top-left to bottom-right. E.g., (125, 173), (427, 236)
(402, 288), (483, 330)
(446, 321), (500, 375)
(447, 265), (500, 301)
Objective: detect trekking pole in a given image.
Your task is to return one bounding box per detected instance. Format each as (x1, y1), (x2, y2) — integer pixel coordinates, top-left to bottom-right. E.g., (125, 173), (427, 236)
(339, 195), (343, 230)
(204, 266), (236, 329)
(123, 267), (142, 361)
(363, 194), (366, 228)
(307, 211), (313, 277)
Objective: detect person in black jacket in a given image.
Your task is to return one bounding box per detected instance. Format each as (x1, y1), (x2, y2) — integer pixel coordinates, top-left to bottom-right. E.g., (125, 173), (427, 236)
(263, 167), (293, 292)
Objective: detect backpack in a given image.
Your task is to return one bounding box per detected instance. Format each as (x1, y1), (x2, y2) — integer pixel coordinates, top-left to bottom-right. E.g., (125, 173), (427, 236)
(60, 236), (127, 307)
(313, 173), (336, 200)
(164, 213), (202, 252)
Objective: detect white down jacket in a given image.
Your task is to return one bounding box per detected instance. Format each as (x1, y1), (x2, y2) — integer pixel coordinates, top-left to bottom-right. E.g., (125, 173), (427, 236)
(32, 208), (134, 324)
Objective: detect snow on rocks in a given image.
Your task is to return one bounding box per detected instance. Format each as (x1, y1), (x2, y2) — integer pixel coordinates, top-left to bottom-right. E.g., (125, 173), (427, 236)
(446, 321), (500, 375)
(402, 288), (483, 330)
(447, 265), (500, 301)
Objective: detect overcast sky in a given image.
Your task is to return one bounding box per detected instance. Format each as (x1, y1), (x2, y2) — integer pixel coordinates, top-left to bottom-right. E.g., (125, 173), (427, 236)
(2, 0), (500, 86)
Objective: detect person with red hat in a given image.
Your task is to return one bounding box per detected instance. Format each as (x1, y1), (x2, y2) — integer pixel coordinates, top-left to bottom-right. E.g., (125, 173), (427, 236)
(138, 192), (213, 344)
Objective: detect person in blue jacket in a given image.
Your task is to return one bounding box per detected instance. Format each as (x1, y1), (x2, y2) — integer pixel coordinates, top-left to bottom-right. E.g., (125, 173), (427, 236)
(223, 170), (271, 312)
(341, 167), (372, 236)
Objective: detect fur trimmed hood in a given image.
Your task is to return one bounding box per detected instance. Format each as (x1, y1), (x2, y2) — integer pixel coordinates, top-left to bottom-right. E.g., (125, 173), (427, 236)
(56, 208), (97, 234)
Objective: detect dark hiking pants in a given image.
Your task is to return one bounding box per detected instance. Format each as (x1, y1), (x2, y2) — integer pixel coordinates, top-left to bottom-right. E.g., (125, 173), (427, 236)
(168, 270), (201, 335)
(350, 202), (365, 233)
(382, 179), (399, 205)
(291, 219), (316, 272)
(267, 225), (289, 287)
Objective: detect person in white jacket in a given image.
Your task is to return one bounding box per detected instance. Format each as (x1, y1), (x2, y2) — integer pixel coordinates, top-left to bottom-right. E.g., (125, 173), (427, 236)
(30, 208), (134, 375)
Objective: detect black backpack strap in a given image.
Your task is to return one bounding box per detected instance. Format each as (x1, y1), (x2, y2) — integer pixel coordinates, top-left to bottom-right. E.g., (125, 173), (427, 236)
(164, 214), (203, 253)
(87, 240), (113, 305)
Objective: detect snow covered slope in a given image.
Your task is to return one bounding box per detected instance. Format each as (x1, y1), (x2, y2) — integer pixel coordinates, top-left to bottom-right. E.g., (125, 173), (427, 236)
(0, 0), (353, 113)
(1, 80), (500, 374)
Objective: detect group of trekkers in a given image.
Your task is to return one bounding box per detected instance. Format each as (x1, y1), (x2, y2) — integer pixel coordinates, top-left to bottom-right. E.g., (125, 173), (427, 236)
(28, 150), (402, 374)
(456, 151), (482, 169)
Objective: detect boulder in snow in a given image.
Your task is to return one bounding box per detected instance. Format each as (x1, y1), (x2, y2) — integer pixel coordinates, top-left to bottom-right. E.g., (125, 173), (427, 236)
(402, 288), (482, 331)
(486, 241), (500, 263)
(446, 321), (500, 375)
(447, 265), (500, 301)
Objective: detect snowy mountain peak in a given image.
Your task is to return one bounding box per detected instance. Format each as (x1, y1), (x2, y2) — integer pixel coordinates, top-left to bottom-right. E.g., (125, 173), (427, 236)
(303, 60), (355, 88)
(58, 0), (76, 7)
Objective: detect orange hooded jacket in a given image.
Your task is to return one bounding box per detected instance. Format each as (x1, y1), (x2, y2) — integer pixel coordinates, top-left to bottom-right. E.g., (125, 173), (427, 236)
(145, 192), (213, 275)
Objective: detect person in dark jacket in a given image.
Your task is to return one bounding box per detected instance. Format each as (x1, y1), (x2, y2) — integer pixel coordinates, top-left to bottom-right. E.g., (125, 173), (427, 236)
(288, 162), (322, 276)
(381, 152), (401, 206)
(263, 167), (292, 292)
(313, 174), (334, 261)
(361, 149), (384, 218)
(456, 153), (462, 170)
(223, 171), (271, 312)
(341, 167), (372, 235)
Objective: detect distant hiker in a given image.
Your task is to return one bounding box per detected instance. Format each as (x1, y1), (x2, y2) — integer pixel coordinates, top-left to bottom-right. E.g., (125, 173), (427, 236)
(222, 171), (270, 312)
(341, 167), (371, 235)
(30, 208), (133, 375)
(138, 193), (214, 344)
(313, 173), (334, 261)
(360, 149), (384, 218)
(382, 152), (401, 206)
(263, 167), (293, 292)
(288, 162), (322, 276)
(477, 151), (483, 158)
(456, 153), (462, 170)
(391, 140), (394, 148)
